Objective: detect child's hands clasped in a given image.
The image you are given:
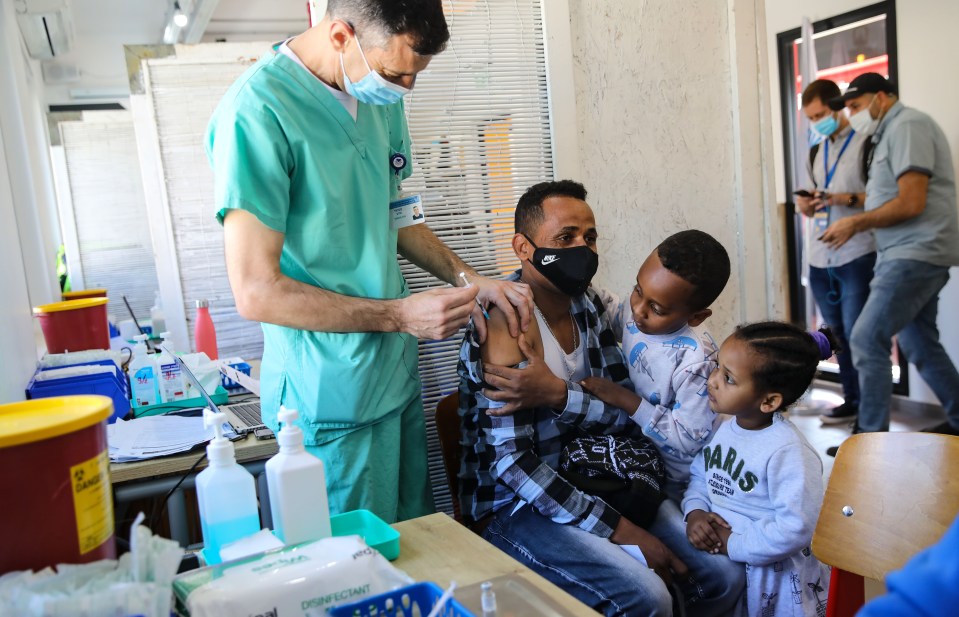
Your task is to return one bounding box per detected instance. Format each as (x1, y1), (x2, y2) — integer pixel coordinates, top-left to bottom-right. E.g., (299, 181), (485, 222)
(686, 509), (732, 555)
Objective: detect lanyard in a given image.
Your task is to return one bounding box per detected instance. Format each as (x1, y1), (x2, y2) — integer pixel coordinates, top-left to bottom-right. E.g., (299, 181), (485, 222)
(823, 130), (855, 189)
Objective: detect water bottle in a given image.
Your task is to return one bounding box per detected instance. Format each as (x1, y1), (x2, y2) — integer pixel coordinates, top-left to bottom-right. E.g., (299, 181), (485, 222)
(194, 299), (219, 360)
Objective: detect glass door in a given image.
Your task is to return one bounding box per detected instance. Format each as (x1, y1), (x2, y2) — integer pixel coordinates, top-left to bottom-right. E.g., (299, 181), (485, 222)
(777, 2), (908, 394)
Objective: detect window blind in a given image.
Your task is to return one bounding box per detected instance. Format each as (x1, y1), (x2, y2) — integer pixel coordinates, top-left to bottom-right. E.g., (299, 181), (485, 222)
(398, 0), (554, 515)
(138, 0), (553, 516)
(59, 111), (161, 325)
(143, 52), (264, 360)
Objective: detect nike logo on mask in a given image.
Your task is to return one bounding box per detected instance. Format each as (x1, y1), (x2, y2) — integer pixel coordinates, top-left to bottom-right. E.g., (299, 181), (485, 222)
(542, 255), (559, 265)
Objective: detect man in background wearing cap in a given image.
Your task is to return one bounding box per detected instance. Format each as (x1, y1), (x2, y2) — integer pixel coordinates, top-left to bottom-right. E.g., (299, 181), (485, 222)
(821, 72), (959, 454)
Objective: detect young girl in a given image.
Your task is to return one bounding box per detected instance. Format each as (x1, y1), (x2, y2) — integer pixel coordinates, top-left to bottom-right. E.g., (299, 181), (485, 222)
(682, 321), (834, 617)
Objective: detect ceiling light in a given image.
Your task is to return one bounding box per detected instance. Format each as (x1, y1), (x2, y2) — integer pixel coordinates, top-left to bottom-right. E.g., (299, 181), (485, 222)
(173, 1), (188, 28)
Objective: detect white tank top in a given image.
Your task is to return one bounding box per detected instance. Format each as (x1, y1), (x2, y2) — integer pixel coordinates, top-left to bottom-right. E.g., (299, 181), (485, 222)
(534, 308), (588, 383)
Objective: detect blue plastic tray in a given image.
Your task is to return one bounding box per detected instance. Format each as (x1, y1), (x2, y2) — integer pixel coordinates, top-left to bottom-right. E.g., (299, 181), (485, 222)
(26, 359), (131, 423)
(329, 582), (474, 617)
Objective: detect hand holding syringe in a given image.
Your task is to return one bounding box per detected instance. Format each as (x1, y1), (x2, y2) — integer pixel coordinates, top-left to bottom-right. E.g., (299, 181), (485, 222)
(459, 272), (490, 320)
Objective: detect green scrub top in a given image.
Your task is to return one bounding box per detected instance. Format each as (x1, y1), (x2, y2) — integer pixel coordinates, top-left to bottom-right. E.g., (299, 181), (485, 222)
(206, 49), (419, 445)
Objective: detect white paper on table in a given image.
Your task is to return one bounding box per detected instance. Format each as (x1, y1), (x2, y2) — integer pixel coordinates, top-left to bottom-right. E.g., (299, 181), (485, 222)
(107, 416), (234, 462)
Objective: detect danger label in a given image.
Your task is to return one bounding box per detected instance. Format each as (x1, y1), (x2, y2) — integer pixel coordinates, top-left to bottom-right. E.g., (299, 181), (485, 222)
(70, 450), (114, 554)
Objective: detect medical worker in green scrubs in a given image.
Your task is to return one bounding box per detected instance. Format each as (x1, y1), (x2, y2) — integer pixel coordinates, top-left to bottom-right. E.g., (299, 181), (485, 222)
(206, 0), (533, 523)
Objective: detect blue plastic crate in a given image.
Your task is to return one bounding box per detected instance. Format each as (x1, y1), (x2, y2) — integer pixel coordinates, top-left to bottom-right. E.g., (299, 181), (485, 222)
(26, 359), (131, 423)
(329, 582), (474, 617)
(220, 362), (252, 390)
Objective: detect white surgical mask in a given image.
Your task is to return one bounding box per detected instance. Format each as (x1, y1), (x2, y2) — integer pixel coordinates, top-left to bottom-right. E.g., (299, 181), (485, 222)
(849, 95), (880, 136)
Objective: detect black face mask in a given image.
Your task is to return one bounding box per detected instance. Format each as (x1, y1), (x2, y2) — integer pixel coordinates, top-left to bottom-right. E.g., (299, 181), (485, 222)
(524, 235), (599, 297)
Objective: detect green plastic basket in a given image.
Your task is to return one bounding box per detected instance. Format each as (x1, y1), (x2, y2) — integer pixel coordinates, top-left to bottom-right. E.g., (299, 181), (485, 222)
(196, 509), (401, 566)
(331, 509), (401, 560)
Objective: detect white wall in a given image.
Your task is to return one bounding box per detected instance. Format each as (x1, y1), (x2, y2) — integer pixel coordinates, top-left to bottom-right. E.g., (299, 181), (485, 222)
(567, 0), (784, 340)
(0, 2), (53, 402)
(1, 2), (61, 311)
(765, 0), (959, 404)
(0, 122), (37, 404)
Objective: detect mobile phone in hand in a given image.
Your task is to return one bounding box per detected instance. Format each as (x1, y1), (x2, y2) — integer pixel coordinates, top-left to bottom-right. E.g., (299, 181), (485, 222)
(793, 189), (815, 198)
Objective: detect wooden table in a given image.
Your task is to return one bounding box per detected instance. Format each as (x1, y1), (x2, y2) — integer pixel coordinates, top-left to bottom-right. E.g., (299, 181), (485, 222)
(392, 513), (597, 616)
(110, 433), (278, 545)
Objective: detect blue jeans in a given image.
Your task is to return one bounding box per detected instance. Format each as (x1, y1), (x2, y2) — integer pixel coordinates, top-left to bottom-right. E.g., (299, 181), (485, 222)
(808, 252), (877, 406)
(850, 258), (959, 432)
(482, 500), (744, 616)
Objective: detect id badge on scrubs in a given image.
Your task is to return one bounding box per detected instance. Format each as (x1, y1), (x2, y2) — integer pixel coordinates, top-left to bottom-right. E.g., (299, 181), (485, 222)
(389, 193), (426, 229)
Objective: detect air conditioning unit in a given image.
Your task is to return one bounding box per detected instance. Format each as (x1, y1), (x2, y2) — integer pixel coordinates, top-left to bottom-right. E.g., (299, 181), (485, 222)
(14, 0), (75, 60)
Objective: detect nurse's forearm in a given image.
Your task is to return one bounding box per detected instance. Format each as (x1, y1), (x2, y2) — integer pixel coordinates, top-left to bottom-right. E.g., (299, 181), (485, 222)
(225, 209), (394, 332)
(235, 272), (476, 338)
(234, 272), (402, 332)
(226, 209), (475, 337)
(397, 224), (476, 284)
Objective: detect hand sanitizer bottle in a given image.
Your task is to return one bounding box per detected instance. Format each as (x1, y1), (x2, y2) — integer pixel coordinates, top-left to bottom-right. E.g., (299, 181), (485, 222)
(265, 406), (331, 545)
(195, 408), (261, 564)
(129, 334), (160, 406)
(157, 332), (185, 403)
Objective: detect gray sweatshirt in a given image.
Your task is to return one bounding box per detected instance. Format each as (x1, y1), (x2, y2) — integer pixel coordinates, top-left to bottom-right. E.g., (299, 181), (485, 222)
(682, 414), (829, 616)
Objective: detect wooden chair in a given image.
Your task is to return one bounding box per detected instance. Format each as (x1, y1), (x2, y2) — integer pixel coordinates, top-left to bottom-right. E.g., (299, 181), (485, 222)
(812, 431), (959, 617)
(434, 392), (463, 522)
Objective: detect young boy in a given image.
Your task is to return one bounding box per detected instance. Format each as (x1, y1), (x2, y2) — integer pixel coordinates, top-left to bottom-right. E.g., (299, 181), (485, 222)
(583, 230), (731, 502)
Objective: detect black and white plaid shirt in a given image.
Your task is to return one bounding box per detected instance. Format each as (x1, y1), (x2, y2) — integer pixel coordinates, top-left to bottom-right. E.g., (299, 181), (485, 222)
(457, 271), (644, 538)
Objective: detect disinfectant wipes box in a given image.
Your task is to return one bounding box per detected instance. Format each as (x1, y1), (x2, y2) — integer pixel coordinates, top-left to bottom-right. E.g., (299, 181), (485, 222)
(173, 535), (412, 617)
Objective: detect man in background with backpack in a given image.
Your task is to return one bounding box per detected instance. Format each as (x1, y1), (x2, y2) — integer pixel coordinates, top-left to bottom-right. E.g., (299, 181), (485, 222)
(795, 78), (875, 428)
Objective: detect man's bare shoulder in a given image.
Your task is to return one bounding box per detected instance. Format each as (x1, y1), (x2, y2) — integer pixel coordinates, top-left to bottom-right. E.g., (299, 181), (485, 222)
(480, 306), (542, 366)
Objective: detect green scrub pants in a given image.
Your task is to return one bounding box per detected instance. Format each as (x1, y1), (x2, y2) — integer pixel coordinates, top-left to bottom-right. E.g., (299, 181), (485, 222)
(305, 396), (435, 524)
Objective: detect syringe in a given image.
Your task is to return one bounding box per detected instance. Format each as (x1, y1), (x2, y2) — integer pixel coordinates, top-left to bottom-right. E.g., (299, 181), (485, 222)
(459, 271), (490, 320)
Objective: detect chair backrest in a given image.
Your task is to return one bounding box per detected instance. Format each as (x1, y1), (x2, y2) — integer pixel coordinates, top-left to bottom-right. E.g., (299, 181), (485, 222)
(812, 432), (959, 580)
(434, 392), (462, 521)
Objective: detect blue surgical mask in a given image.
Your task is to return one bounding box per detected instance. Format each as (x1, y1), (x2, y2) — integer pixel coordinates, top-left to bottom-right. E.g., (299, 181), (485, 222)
(340, 36), (410, 105)
(808, 128), (826, 147)
(808, 113), (838, 146)
(813, 114), (838, 138)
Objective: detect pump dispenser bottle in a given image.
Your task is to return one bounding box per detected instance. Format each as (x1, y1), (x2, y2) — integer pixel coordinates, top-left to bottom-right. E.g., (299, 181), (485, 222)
(157, 332), (185, 402)
(195, 408), (260, 564)
(265, 406), (331, 545)
(129, 334), (160, 406)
